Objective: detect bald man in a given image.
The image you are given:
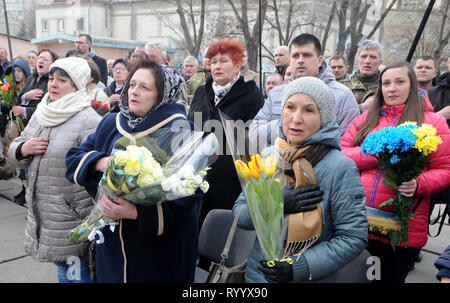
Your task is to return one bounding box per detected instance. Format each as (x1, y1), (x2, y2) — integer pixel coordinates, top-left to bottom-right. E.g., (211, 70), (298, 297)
(274, 45), (289, 77)
(265, 73), (283, 97)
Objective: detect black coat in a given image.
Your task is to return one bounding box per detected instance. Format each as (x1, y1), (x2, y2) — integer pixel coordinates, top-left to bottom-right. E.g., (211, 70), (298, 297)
(428, 72), (450, 208)
(104, 81), (124, 113)
(92, 55), (108, 87)
(188, 76), (264, 223)
(66, 103), (199, 282)
(17, 72), (49, 125)
(429, 72), (450, 128)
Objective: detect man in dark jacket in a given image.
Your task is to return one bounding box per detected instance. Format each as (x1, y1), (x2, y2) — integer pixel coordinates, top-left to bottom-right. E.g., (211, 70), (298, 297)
(341, 39), (383, 112)
(0, 47), (12, 76)
(429, 69), (450, 127)
(75, 34), (108, 86)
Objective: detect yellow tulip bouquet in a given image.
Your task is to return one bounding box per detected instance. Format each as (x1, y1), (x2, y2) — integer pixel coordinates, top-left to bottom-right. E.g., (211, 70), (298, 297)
(219, 111), (285, 262)
(66, 130), (219, 244)
(235, 152), (285, 261)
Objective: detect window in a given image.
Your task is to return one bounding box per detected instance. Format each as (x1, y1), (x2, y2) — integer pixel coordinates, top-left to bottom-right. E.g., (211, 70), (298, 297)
(57, 19), (65, 32)
(77, 18), (84, 31)
(42, 19), (48, 32)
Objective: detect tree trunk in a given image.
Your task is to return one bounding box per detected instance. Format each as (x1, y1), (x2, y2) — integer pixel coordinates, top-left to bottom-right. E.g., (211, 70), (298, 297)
(433, 0), (450, 64)
(336, 0), (350, 55)
(321, 0), (337, 55)
(175, 0), (206, 58)
(226, 0), (268, 71)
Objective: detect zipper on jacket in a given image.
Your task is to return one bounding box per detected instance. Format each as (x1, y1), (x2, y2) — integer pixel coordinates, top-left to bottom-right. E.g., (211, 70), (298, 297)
(391, 106), (397, 126)
(370, 169), (383, 207)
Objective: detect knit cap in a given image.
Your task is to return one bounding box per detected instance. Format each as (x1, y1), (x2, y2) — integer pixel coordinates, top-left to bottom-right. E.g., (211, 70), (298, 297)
(281, 76), (335, 128)
(49, 57), (91, 91)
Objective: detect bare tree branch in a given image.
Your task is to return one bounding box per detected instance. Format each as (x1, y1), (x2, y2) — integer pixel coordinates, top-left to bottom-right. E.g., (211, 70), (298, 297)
(364, 0), (398, 40)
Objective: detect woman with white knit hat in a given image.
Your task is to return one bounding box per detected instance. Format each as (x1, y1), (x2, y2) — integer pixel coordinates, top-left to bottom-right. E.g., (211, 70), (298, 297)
(233, 76), (368, 283)
(7, 57), (102, 283)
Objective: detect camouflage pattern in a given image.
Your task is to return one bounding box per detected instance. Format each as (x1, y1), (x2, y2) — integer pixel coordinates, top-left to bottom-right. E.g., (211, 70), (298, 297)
(341, 71), (380, 106)
(179, 70), (209, 113)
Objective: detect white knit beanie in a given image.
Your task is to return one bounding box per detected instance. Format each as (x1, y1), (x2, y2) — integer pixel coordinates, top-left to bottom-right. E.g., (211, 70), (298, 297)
(281, 76), (335, 128)
(49, 57), (91, 91)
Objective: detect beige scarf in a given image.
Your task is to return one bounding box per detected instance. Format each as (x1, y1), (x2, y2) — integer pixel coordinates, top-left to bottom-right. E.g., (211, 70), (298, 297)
(34, 90), (92, 127)
(276, 138), (324, 260)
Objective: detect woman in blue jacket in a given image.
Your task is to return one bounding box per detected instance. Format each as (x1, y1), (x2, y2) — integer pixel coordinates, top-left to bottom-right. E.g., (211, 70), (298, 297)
(65, 57), (200, 283)
(233, 77), (368, 283)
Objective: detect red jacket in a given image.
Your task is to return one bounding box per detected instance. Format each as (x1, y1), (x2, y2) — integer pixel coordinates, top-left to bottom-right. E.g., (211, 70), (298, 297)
(341, 104), (450, 247)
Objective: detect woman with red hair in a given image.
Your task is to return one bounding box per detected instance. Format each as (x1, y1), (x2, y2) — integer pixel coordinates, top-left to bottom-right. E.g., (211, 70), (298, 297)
(188, 38), (264, 226)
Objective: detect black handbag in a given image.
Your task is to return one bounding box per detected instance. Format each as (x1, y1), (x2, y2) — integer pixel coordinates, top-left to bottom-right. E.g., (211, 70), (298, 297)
(206, 209), (246, 283)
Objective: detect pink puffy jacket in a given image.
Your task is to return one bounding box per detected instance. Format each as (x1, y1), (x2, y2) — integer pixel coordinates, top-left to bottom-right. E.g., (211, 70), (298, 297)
(341, 104), (450, 248)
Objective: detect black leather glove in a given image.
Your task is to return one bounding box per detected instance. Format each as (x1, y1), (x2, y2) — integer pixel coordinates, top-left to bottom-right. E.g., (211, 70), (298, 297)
(283, 184), (323, 214)
(258, 259), (293, 283)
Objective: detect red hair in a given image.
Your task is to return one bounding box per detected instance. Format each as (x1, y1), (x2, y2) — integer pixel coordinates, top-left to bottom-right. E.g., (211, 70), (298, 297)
(206, 38), (244, 65)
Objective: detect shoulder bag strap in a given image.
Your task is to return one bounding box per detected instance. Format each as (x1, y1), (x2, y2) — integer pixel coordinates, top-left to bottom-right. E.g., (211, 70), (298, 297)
(429, 202), (450, 238)
(220, 208), (243, 260)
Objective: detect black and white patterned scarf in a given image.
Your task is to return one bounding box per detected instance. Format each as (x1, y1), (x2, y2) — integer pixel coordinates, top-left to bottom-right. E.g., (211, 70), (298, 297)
(119, 65), (185, 129)
(212, 75), (240, 106)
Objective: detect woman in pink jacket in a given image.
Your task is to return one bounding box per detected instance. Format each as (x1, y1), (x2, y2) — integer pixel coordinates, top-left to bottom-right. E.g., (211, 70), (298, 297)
(341, 61), (450, 283)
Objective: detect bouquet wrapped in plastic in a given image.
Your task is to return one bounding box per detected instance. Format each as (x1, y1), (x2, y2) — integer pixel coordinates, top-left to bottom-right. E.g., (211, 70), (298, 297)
(91, 99), (110, 116)
(234, 151), (285, 262)
(219, 112), (286, 264)
(361, 121), (443, 249)
(66, 129), (219, 244)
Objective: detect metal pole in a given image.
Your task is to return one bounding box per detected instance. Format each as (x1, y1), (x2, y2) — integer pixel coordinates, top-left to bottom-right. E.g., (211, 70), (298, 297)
(259, 0), (263, 92)
(406, 0), (436, 62)
(2, 0), (14, 64)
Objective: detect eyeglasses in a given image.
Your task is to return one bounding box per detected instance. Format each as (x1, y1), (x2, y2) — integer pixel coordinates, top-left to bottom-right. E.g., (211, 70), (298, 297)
(38, 56), (52, 62)
(113, 67), (127, 72)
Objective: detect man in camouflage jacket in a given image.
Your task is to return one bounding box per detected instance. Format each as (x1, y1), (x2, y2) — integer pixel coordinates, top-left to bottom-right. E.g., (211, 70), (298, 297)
(341, 40), (383, 112)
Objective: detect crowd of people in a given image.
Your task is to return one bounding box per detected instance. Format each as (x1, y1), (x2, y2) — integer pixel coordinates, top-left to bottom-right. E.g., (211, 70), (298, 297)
(0, 31), (449, 284)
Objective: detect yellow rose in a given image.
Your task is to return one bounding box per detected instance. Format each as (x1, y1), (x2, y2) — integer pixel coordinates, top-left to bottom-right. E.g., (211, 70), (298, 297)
(140, 157), (155, 175)
(113, 150), (128, 167)
(124, 156), (140, 176)
(137, 173), (155, 187)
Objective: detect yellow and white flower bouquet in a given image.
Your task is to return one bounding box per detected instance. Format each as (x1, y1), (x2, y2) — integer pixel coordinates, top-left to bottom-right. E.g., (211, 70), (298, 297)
(66, 130), (218, 244)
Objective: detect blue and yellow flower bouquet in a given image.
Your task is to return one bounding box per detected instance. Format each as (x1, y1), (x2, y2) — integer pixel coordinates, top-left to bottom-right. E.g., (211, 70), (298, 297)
(361, 122), (442, 249)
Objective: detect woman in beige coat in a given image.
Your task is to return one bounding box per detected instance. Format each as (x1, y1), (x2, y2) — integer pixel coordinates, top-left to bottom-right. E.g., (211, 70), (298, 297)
(7, 57), (101, 283)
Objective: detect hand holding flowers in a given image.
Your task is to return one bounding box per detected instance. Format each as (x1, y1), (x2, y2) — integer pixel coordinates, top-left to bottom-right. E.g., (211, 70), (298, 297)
(361, 121), (443, 249)
(66, 131), (218, 244)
